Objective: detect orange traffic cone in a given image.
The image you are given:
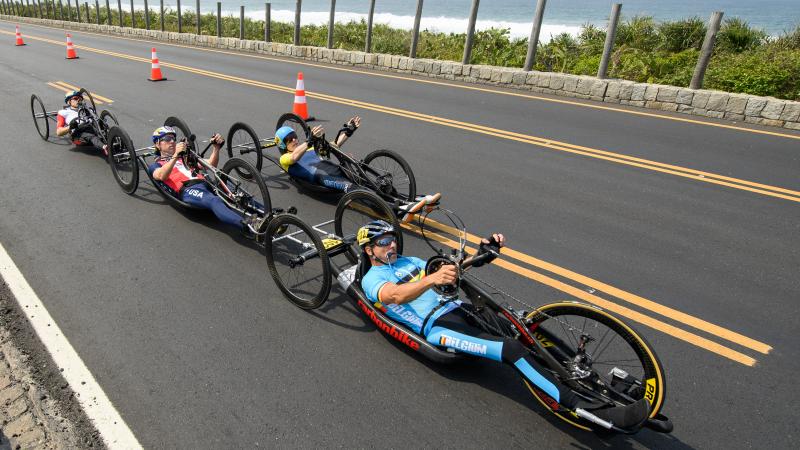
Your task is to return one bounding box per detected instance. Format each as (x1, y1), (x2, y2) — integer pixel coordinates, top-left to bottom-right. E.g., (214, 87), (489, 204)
(292, 72), (314, 121)
(15, 25), (25, 46)
(147, 47), (167, 82)
(65, 34), (79, 59)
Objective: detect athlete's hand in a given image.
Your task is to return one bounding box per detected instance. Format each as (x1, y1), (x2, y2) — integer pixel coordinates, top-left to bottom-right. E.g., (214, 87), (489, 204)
(209, 133), (225, 147)
(481, 233), (505, 249)
(429, 264), (457, 286)
(69, 119), (79, 131)
(173, 142), (186, 158)
(348, 116), (361, 129)
(310, 125), (324, 138)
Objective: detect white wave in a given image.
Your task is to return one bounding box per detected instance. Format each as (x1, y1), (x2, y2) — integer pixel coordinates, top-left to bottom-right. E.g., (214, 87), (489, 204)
(228, 9), (582, 42)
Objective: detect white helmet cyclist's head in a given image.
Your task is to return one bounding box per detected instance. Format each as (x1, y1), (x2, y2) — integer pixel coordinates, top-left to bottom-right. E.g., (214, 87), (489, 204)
(152, 126), (178, 154)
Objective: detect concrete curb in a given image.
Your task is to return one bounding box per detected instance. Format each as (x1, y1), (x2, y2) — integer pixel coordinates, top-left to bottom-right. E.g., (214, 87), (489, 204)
(4, 14), (800, 131)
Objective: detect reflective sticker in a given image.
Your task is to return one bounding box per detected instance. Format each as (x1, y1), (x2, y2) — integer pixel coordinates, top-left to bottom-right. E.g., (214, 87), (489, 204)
(322, 238), (342, 250)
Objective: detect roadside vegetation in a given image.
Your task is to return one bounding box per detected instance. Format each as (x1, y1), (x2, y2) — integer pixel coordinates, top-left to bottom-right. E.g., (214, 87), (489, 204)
(43, 5), (800, 100)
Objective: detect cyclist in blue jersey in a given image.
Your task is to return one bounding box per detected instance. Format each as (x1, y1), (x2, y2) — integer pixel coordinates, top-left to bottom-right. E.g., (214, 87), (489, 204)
(275, 116), (361, 193)
(357, 219), (607, 413)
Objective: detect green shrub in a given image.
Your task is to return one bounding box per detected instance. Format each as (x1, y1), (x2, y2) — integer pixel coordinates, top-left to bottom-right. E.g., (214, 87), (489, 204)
(658, 17), (706, 52)
(717, 18), (767, 53)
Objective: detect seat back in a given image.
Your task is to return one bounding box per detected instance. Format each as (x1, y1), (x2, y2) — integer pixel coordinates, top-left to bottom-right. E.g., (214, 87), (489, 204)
(353, 251), (373, 287)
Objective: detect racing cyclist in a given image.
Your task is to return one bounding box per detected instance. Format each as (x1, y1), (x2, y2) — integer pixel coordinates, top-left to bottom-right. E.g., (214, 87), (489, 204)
(358, 220), (644, 425)
(55, 90), (107, 155)
(148, 126), (265, 234)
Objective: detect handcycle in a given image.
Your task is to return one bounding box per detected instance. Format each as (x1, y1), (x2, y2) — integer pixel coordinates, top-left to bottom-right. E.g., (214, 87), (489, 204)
(30, 87), (119, 146)
(264, 189), (673, 435)
(226, 113), (427, 208)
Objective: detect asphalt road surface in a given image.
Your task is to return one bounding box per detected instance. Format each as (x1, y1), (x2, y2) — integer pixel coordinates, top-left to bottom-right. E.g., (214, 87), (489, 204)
(1, 20), (798, 448)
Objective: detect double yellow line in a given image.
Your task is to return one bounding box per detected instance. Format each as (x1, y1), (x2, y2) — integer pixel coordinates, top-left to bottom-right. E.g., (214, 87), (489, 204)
(7, 29), (797, 204)
(46, 80), (114, 104)
(410, 217), (771, 366)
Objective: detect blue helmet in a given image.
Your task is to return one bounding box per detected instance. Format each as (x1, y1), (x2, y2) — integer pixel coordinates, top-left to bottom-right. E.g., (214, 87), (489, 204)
(64, 90), (82, 104)
(275, 126), (298, 151)
(152, 126), (177, 143)
(357, 220), (396, 247)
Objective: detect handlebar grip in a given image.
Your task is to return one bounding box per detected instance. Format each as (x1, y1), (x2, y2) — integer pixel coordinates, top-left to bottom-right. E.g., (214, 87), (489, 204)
(462, 249), (498, 269)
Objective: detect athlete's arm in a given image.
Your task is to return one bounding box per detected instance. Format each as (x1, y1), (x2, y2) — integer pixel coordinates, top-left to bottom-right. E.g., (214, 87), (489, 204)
(377, 265), (456, 305)
(335, 116), (361, 147)
(56, 115), (69, 137)
(287, 125), (324, 164)
(204, 133), (224, 168)
(152, 142), (186, 181)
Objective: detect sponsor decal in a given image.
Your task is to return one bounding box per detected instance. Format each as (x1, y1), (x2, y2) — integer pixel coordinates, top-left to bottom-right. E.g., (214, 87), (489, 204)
(357, 300), (420, 351)
(533, 386), (561, 411)
(185, 188), (203, 199)
(500, 310), (535, 346)
(321, 238), (342, 250)
(644, 378), (656, 404)
(533, 332), (554, 348)
(438, 334), (488, 355)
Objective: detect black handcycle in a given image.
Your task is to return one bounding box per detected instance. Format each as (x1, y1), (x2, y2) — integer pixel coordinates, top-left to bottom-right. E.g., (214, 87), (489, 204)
(226, 113), (418, 204)
(30, 88), (119, 145)
(264, 189), (673, 435)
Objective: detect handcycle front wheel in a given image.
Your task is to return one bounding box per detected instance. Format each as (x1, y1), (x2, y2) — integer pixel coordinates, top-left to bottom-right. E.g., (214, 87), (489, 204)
(106, 126), (140, 195)
(78, 88), (97, 113)
(226, 122), (263, 173)
(276, 112), (310, 150)
(266, 214), (332, 310)
(334, 190), (403, 264)
(524, 302), (667, 432)
(30, 94), (49, 140)
(362, 149), (417, 202)
(220, 158), (272, 218)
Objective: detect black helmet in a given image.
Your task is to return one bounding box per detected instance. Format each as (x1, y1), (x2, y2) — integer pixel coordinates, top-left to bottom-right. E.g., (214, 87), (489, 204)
(357, 220), (396, 247)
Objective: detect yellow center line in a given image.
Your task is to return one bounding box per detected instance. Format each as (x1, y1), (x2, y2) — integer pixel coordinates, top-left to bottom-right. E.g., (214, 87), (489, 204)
(54, 81), (114, 103)
(14, 20), (800, 142)
(8, 29), (800, 203)
(407, 222), (759, 366)
(47, 81), (106, 104)
(413, 216), (771, 354)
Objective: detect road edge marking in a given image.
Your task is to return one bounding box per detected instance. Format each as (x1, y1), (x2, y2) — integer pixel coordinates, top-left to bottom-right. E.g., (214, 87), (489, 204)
(0, 242), (142, 449)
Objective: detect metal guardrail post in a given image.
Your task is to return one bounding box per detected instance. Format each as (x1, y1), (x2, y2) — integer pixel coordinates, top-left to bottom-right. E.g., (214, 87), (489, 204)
(215, 1), (220, 37)
(239, 4), (243, 39)
(195, 0), (199, 35)
(523, 0), (546, 71)
(409, 0), (423, 58)
(365, 0), (375, 53)
(293, 0), (301, 45)
(326, 0), (335, 49)
(462, 0), (479, 64)
(597, 3), (621, 79)
(144, 0), (149, 29)
(265, 2), (270, 42)
(690, 11), (724, 90)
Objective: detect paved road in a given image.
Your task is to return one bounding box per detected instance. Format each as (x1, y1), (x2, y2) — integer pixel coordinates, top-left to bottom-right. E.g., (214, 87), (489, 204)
(1, 20), (798, 448)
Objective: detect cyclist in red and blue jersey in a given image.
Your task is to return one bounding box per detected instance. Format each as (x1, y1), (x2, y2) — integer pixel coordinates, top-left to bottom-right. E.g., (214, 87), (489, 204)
(147, 126), (265, 234)
(275, 116), (361, 193)
(357, 220), (628, 416)
(55, 90), (107, 154)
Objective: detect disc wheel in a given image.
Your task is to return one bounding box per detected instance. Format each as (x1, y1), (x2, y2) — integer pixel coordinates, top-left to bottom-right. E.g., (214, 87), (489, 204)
(524, 302), (667, 431)
(78, 88), (97, 113)
(220, 158), (272, 218)
(30, 94), (49, 140)
(226, 122), (263, 173)
(276, 112), (310, 150)
(334, 190), (402, 263)
(106, 126), (139, 195)
(362, 149), (417, 202)
(266, 214), (332, 310)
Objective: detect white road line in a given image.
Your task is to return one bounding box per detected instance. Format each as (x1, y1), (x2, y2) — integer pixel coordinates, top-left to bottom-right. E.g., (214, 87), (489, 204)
(0, 242), (141, 449)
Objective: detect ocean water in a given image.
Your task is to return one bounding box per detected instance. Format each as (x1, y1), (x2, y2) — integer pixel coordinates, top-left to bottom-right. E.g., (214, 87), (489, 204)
(137, 1), (800, 41)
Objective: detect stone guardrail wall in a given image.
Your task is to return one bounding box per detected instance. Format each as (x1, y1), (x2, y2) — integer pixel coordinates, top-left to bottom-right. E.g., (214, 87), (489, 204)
(5, 14), (800, 131)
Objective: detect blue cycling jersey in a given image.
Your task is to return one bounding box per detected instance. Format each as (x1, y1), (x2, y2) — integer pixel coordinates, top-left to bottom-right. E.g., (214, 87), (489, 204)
(287, 150), (320, 182)
(361, 256), (458, 334)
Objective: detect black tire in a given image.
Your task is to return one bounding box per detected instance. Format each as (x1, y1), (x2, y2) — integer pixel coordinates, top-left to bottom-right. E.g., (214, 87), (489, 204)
(276, 112), (310, 151)
(30, 94), (49, 140)
(266, 214), (332, 310)
(164, 116), (193, 146)
(334, 190), (402, 263)
(524, 302), (667, 431)
(220, 158), (272, 218)
(362, 149), (417, 202)
(226, 122), (263, 173)
(99, 110), (119, 142)
(106, 126), (139, 195)
(78, 88), (96, 113)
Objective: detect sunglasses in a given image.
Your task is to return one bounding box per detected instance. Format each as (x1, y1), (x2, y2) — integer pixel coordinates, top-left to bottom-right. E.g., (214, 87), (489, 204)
(285, 133), (298, 144)
(159, 135), (177, 143)
(372, 235), (396, 247)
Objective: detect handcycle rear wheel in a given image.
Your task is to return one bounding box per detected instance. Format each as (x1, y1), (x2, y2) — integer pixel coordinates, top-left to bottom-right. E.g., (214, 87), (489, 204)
(226, 122), (263, 174)
(524, 302), (666, 431)
(362, 149), (417, 202)
(276, 112), (310, 150)
(220, 158), (272, 218)
(78, 88), (97, 113)
(266, 214), (332, 310)
(30, 94), (49, 140)
(106, 126), (139, 195)
(334, 190), (403, 263)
